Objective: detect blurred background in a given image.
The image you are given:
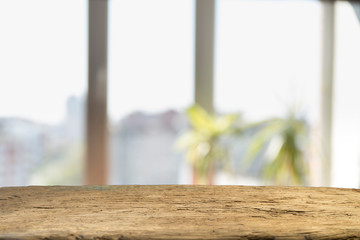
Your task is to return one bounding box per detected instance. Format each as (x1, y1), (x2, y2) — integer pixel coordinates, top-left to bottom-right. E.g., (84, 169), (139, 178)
(0, 0), (359, 188)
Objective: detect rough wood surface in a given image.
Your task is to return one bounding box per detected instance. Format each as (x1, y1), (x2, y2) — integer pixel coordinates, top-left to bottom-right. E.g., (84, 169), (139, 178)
(1, 185), (360, 239)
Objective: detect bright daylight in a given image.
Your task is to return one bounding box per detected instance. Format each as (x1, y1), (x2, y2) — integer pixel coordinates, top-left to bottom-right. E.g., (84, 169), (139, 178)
(0, 0), (360, 188)
(2, 0), (360, 239)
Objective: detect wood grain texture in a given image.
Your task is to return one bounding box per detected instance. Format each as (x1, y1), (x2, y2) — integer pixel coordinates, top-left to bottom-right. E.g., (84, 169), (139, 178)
(1, 185), (360, 239)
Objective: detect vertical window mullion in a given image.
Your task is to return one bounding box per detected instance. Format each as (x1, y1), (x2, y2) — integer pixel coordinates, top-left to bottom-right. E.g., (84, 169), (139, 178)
(320, 1), (335, 187)
(195, 0), (215, 113)
(86, 0), (109, 185)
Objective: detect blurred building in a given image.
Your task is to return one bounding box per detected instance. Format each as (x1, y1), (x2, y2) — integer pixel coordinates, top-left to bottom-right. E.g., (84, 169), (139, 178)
(0, 118), (45, 186)
(0, 96), (85, 186)
(109, 110), (187, 184)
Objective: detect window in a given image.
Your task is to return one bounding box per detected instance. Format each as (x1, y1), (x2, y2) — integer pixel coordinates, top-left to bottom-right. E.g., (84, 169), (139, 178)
(215, 0), (321, 122)
(332, 1), (360, 188)
(2, 0), (359, 188)
(214, 0), (322, 184)
(0, 0), (87, 186)
(108, 0), (195, 184)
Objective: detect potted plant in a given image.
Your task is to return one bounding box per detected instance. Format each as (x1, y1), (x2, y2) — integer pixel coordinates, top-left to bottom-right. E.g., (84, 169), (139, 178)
(243, 110), (309, 185)
(176, 105), (239, 185)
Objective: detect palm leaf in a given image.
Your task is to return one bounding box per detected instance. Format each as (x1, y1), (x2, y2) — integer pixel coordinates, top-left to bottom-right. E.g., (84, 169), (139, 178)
(186, 105), (217, 134)
(243, 118), (286, 168)
(244, 113), (309, 186)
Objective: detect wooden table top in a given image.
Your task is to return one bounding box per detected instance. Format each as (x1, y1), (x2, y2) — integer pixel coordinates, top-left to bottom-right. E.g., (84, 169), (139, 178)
(1, 185), (360, 239)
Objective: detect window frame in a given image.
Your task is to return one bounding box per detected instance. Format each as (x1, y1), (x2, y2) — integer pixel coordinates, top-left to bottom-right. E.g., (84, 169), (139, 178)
(86, 0), (340, 186)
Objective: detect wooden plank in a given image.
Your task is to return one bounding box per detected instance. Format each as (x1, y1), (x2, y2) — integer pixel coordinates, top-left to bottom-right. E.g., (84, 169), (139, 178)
(1, 185), (360, 239)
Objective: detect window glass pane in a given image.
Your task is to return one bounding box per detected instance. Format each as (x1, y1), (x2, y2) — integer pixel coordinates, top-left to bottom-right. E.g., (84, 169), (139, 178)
(215, 0), (321, 121)
(108, 0), (194, 184)
(0, 0), (87, 186)
(214, 0), (322, 185)
(332, 2), (360, 188)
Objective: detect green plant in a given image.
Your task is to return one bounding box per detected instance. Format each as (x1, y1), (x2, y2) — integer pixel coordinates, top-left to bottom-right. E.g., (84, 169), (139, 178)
(243, 110), (309, 185)
(175, 105), (238, 184)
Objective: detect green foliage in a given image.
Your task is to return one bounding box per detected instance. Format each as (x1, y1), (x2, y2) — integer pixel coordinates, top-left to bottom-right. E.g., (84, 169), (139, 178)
(243, 111), (309, 185)
(176, 105), (239, 183)
(176, 104), (309, 186)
